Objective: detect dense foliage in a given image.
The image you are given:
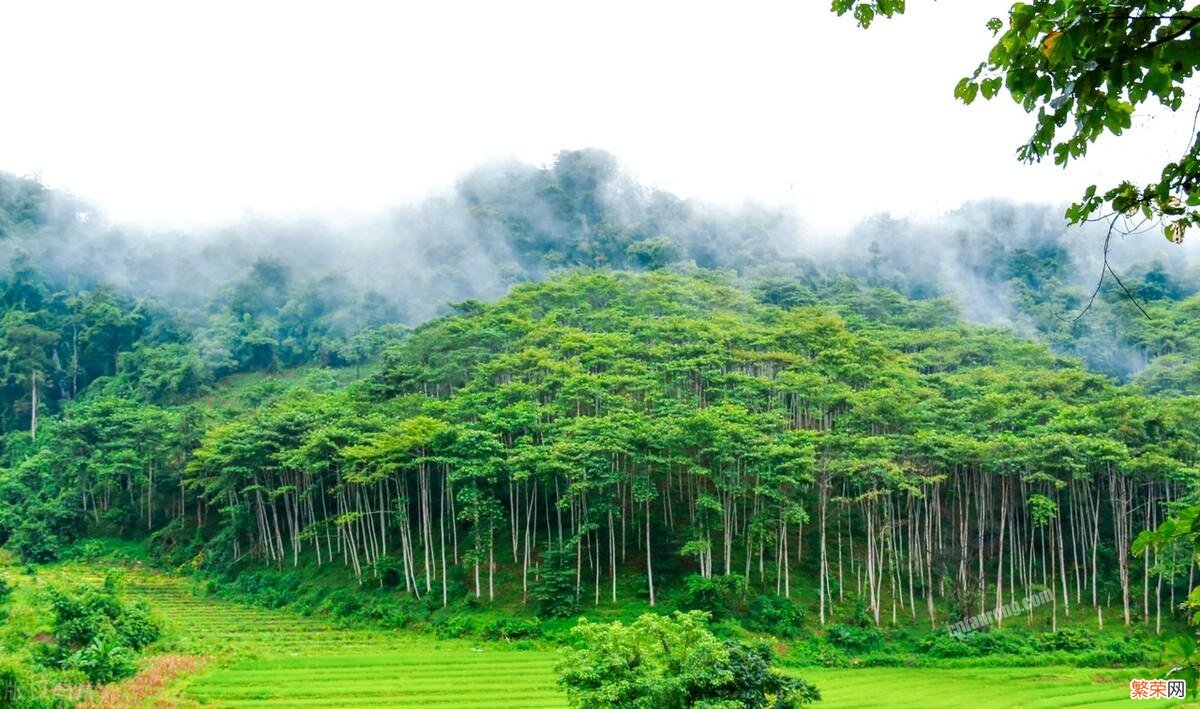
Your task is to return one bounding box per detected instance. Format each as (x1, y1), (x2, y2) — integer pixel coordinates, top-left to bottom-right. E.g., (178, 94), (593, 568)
(557, 611), (818, 708)
(0, 270), (1188, 646)
(41, 573), (161, 684)
(2, 152), (1200, 681)
(0, 571), (161, 707)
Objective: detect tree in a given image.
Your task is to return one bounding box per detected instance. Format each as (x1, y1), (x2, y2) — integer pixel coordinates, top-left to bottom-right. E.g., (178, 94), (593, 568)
(834, 1), (1200, 244)
(556, 611), (818, 708)
(0, 310), (58, 439)
(531, 542), (579, 617)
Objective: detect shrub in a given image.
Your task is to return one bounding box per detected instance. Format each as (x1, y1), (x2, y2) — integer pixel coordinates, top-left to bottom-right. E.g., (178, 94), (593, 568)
(8, 521), (62, 564)
(783, 639), (850, 668)
(746, 594), (806, 638)
(482, 617), (542, 641)
(557, 611), (819, 707)
(970, 630), (1033, 656)
(1037, 628), (1095, 652)
(318, 589), (362, 618)
(113, 601), (159, 650)
(678, 574), (749, 618)
(434, 613), (473, 639)
(43, 574), (161, 684)
(825, 622), (883, 651)
(61, 633), (137, 685)
(359, 597), (425, 629)
(1084, 636), (1147, 665)
(226, 570), (301, 609)
(920, 634), (978, 658)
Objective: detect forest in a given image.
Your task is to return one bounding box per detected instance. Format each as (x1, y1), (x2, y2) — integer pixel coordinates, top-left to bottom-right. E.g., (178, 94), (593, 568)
(19, 269), (1196, 631)
(1, 150), (1200, 705)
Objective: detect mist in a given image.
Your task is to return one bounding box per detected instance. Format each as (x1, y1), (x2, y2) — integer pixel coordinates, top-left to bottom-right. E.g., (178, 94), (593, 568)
(2, 148), (1197, 383)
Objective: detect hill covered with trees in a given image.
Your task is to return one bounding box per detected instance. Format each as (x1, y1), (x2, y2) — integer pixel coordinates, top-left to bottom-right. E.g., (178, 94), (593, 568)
(3, 269), (1196, 640)
(0, 151), (1198, 641)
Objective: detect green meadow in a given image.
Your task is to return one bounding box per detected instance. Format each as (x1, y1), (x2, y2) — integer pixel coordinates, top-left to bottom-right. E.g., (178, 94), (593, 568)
(791, 667), (1188, 708)
(27, 565), (1172, 708)
(102, 570), (563, 707)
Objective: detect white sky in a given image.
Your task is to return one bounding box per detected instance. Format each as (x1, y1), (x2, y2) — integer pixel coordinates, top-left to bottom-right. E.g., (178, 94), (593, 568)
(0, 1), (1192, 231)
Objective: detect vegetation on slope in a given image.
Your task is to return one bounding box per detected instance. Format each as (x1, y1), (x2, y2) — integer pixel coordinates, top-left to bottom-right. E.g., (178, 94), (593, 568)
(0, 271), (1186, 645)
(2, 151), (1200, 703)
(0, 563), (162, 707)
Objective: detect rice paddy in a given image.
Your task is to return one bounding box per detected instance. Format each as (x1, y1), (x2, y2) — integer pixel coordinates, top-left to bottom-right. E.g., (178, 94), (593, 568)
(54, 565), (1193, 707)
(106, 572), (565, 707)
(790, 666), (1190, 708)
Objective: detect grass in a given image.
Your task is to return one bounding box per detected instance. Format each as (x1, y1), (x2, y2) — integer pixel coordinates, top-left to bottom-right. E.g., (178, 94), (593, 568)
(182, 652), (562, 707)
(113, 570), (566, 707)
(12, 557), (1198, 707)
(789, 666), (1192, 708)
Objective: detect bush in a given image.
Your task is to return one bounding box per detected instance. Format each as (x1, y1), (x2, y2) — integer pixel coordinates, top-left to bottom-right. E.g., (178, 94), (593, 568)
(318, 589), (363, 618)
(920, 634), (978, 658)
(8, 521), (63, 564)
(113, 601), (159, 650)
(1083, 636), (1147, 665)
(678, 574), (749, 618)
(970, 630), (1032, 656)
(358, 597), (426, 629)
(43, 574), (161, 685)
(558, 611), (819, 707)
(1037, 628), (1095, 652)
(916, 628), (1037, 659)
(434, 613), (473, 639)
(812, 642), (851, 667)
(746, 594), (806, 638)
(61, 633), (137, 685)
(226, 570), (301, 609)
(482, 616), (542, 641)
(825, 622), (883, 651)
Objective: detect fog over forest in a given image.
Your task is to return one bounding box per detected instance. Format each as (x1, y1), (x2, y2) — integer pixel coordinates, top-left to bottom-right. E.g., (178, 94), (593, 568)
(3, 148), (1197, 384)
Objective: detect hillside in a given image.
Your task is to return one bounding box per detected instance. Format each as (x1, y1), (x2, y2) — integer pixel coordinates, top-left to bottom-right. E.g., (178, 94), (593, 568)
(2, 165), (1200, 705)
(2, 269), (1198, 705)
(8, 271), (1190, 623)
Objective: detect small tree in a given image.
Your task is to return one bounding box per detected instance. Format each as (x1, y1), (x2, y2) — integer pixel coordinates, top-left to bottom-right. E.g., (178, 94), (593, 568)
(532, 543), (579, 618)
(43, 574), (161, 685)
(556, 610), (819, 708)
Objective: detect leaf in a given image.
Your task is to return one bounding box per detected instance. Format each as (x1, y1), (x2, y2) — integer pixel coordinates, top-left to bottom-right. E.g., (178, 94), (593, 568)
(1165, 221), (1186, 244)
(981, 77), (1003, 100)
(1040, 30), (1063, 58)
(955, 78), (980, 104)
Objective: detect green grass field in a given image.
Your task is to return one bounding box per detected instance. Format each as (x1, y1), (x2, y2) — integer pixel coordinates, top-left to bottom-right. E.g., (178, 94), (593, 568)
(791, 666), (1190, 708)
(34, 563), (1195, 708)
(116, 572), (565, 707)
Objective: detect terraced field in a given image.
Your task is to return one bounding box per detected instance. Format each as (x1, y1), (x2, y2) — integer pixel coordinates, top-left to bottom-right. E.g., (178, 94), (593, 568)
(58, 566), (1194, 707)
(181, 653), (562, 707)
(112, 572), (566, 707)
(791, 666), (1189, 708)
